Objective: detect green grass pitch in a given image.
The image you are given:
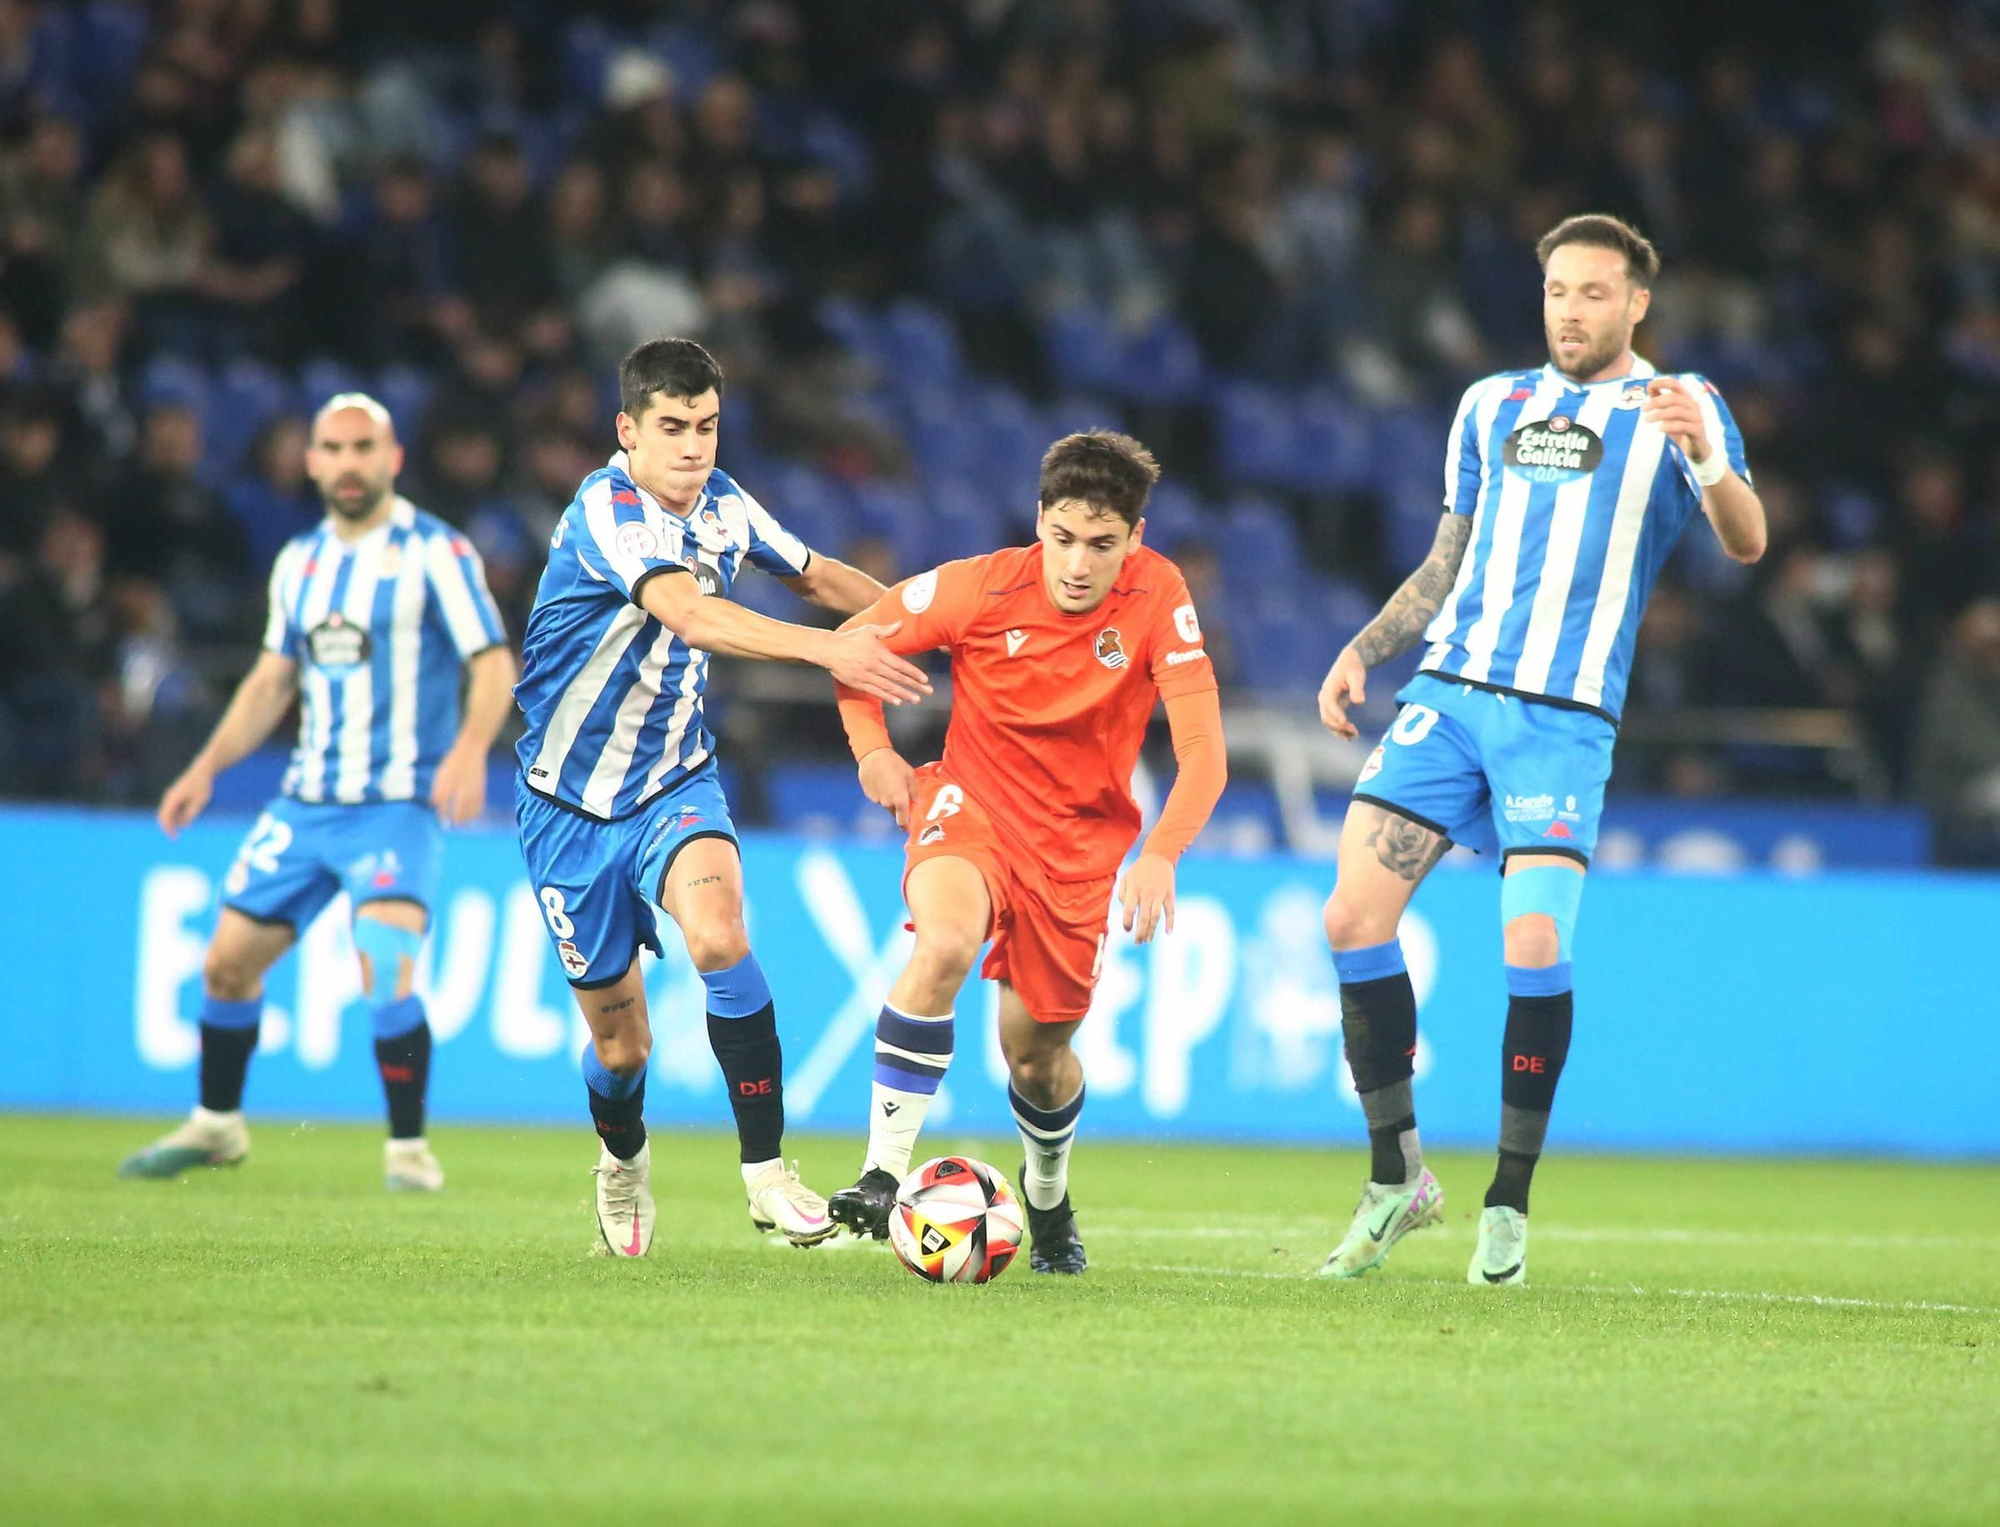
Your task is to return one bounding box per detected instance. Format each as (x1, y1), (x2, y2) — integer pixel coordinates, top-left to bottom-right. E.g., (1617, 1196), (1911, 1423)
(3, 1115), (1995, 1525)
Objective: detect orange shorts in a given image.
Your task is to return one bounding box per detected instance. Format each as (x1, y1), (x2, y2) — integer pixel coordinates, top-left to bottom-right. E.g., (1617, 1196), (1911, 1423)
(903, 764), (1114, 1024)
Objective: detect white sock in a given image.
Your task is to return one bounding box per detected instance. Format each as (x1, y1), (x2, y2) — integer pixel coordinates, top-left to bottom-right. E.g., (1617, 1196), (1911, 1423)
(864, 1003), (954, 1179)
(740, 1157), (780, 1189)
(1010, 1080), (1085, 1212)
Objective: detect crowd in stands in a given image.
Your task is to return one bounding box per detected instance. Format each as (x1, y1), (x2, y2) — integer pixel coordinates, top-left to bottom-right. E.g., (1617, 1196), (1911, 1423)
(2, 0), (1999, 855)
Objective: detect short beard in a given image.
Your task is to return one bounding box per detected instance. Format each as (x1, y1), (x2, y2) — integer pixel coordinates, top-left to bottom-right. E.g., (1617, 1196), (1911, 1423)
(1547, 332), (1627, 383)
(324, 484), (387, 520)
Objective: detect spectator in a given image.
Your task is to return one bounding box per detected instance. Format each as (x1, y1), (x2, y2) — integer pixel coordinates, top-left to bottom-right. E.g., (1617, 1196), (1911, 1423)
(99, 402), (248, 635)
(223, 415), (319, 568)
(1912, 600), (2000, 866)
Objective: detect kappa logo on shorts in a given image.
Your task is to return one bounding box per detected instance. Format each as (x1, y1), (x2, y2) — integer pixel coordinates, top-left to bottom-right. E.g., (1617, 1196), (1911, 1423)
(1095, 628), (1128, 670)
(918, 823), (945, 846)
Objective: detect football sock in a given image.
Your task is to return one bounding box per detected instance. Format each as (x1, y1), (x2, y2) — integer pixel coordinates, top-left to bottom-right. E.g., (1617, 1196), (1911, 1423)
(864, 1003), (953, 1179)
(581, 1042), (647, 1161)
(197, 995), (262, 1113)
(1487, 963), (1574, 1213)
(703, 953), (785, 1165)
(1010, 1080), (1085, 1212)
(370, 996), (431, 1141)
(1334, 940), (1422, 1186)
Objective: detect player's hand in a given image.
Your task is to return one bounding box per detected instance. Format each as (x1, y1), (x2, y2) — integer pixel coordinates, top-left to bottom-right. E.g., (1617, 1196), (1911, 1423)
(431, 742), (487, 826)
(858, 748), (917, 829)
(157, 762), (214, 838)
(1642, 377), (1713, 466)
(1118, 852), (1176, 945)
(825, 621), (932, 706)
(1318, 645), (1367, 740)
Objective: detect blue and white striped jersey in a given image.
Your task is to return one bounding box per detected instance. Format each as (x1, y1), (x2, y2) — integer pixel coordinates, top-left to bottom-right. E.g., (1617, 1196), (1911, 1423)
(263, 496), (508, 804)
(1420, 357), (1750, 721)
(514, 456), (811, 820)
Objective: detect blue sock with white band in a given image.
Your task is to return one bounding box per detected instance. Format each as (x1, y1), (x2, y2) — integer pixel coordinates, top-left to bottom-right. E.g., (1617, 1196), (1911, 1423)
(864, 1004), (953, 1179)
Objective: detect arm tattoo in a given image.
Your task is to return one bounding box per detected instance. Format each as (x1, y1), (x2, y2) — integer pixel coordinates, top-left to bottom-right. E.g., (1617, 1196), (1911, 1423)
(1350, 515), (1474, 668)
(1363, 808), (1451, 881)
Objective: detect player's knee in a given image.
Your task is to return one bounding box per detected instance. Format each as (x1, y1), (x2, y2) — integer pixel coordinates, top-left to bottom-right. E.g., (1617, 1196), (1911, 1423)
(1503, 913), (1562, 969)
(203, 945), (263, 1001)
(908, 917), (984, 988)
(680, 915), (749, 974)
(592, 1028), (651, 1077)
(1323, 888), (1394, 952)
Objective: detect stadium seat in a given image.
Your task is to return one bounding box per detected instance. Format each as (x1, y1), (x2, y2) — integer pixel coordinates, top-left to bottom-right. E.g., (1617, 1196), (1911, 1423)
(818, 296), (889, 375)
(1221, 496), (1303, 579)
(1143, 479), (1207, 552)
(1042, 304), (1122, 394)
(1216, 383), (1297, 486)
(206, 360), (289, 479)
(882, 299), (964, 392)
(760, 463), (855, 555)
(1115, 316), (1203, 406)
(295, 358), (367, 415)
(560, 19), (617, 103)
(138, 355), (210, 414)
(927, 477), (1005, 560)
(848, 480), (931, 572)
(1287, 387), (1372, 494)
(1045, 394), (1124, 440)
(373, 366), (436, 438)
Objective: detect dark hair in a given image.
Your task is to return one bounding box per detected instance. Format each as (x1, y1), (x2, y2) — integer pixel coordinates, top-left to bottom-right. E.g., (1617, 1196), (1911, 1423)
(619, 338), (724, 419)
(1037, 429), (1161, 527)
(1536, 213), (1661, 288)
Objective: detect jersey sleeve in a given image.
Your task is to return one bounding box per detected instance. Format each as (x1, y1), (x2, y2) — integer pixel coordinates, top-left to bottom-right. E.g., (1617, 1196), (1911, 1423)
(1443, 378), (1488, 515)
(732, 477), (812, 577)
(576, 478), (689, 605)
(424, 530), (510, 657)
(1146, 572), (1219, 702)
(834, 557), (985, 759)
(260, 546), (298, 657)
(1682, 375), (1752, 491)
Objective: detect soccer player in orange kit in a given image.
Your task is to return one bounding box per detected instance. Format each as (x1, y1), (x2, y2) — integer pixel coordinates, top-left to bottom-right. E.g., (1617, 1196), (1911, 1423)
(824, 430), (1228, 1273)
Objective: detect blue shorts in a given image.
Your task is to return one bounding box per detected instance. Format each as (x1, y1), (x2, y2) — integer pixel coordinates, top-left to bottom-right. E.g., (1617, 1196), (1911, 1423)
(221, 797), (444, 930)
(1352, 672), (1616, 864)
(514, 763), (738, 989)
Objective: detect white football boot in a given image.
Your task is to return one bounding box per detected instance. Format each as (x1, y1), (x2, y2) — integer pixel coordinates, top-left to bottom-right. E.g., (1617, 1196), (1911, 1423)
(1317, 1168), (1445, 1279)
(384, 1138), (445, 1192)
(592, 1142), (656, 1258)
(117, 1108), (249, 1179)
(1467, 1205), (1528, 1286)
(745, 1160), (838, 1247)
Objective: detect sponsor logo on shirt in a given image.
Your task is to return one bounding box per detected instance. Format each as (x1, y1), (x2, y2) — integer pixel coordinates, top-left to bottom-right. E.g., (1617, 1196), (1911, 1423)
(1503, 417), (1603, 485)
(1162, 647), (1207, 666)
(307, 612), (371, 668)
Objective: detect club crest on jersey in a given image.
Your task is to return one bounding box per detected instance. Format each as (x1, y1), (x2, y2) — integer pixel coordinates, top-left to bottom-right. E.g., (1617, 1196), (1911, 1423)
(918, 823), (945, 846)
(306, 611), (371, 668)
(1504, 417), (1603, 485)
(1095, 628), (1128, 670)
(1618, 385), (1649, 408)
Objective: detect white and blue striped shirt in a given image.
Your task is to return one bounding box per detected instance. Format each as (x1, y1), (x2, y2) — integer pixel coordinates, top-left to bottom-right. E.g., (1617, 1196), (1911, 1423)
(515, 456), (811, 820)
(263, 496), (508, 804)
(1420, 357), (1750, 721)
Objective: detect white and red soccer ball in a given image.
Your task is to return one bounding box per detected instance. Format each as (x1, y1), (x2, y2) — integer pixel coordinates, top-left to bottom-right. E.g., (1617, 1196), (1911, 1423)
(888, 1156), (1024, 1285)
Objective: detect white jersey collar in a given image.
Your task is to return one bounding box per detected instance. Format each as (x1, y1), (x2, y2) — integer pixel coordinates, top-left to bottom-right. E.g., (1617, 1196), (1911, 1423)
(1540, 354), (1658, 390)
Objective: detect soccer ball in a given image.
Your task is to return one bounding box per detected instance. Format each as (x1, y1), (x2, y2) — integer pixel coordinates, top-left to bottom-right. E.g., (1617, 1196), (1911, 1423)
(888, 1156), (1025, 1285)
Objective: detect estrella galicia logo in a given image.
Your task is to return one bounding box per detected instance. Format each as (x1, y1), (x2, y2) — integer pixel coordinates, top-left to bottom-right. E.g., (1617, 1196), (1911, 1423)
(306, 612), (371, 668)
(1504, 415), (1603, 485)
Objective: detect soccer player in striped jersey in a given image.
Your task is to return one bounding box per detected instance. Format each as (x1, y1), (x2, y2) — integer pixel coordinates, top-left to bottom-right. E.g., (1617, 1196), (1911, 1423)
(1314, 215), (1768, 1286)
(120, 394), (517, 1191)
(512, 338), (929, 1258)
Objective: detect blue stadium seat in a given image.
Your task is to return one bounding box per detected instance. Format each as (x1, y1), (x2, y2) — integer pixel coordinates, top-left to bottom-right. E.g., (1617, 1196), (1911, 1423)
(817, 296), (889, 374)
(1216, 383), (1297, 486)
(928, 477), (1005, 560)
(973, 384), (1044, 485)
(207, 360), (289, 478)
(906, 392), (982, 483)
(1222, 496), (1302, 577)
(82, 2), (151, 92)
(1287, 387), (1372, 494)
(561, 20), (617, 104)
(882, 299), (963, 391)
(295, 358), (367, 415)
(1115, 316), (1203, 405)
(1045, 394), (1124, 440)
(1042, 305), (1122, 394)
(759, 463), (855, 555)
(848, 480), (931, 572)
(139, 355), (210, 414)
(373, 365), (436, 438)
(1369, 407), (1447, 495)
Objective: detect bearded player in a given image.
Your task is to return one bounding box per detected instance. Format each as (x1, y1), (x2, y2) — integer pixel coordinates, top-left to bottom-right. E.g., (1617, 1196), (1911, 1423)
(1315, 214), (1767, 1286)
(823, 430), (1228, 1273)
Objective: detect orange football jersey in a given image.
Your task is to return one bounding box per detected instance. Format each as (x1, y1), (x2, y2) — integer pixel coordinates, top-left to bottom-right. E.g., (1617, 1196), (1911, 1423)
(840, 542), (1217, 881)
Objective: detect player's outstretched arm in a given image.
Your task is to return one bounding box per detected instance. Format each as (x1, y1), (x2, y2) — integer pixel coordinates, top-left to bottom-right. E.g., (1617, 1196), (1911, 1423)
(1318, 513), (1474, 739)
(431, 645), (519, 826)
(158, 652), (298, 837)
(1120, 688), (1228, 944)
(778, 554), (889, 617)
(639, 568), (931, 705)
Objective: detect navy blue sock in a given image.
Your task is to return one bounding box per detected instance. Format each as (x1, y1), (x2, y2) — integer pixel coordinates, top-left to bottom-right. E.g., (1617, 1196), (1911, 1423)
(371, 996), (431, 1141)
(198, 996), (261, 1113)
(582, 1043), (647, 1160)
(702, 955), (784, 1164)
